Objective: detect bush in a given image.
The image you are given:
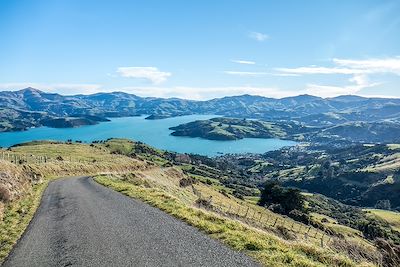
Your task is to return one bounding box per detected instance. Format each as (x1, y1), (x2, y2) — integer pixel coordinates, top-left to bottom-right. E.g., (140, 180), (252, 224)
(330, 238), (382, 266)
(375, 238), (400, 267)
(195, 197), (213, 209)
(276, 225), (296, 240)
(259, 181), (306, 215)
(321, 217), (329, 223)
(288, 209), (310, 224)
(0, 186), (11, 202)
(179, 177), (195, 187)
(232, 190), (244, 200)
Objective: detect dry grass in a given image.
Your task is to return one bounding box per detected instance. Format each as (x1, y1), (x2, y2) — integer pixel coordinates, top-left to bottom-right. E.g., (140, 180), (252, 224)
(364, 209), (400, 232)
(95, 173), (378, 267)
(0, 142), (148, 263)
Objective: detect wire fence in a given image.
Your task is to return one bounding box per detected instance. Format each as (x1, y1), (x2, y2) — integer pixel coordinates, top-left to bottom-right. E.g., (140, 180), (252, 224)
(1, 151), (51, 164)
(193, 186), (334, 247)
(2, 150), (335, 247)
(0, 150), (131, 165)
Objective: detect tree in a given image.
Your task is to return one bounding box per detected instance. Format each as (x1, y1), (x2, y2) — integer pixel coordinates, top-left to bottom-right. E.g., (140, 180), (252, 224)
(258, 181), (305, 214)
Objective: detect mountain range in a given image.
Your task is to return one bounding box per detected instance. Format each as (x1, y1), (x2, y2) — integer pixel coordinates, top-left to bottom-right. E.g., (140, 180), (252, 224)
(1, 87), (400, 135)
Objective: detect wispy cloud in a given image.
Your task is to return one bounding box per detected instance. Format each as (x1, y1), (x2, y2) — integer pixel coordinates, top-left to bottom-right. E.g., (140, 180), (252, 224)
(231, 59), (256, 65)
(0, 82), (103, 95)
(224, 71), (269, 76)
(117, 67), (171, 84)
(276, 57), (400, 76)
(305, 74), (380, 97)
(276, 66), (365, 75)
(0, 82), (301, 100)
(276, 57), (400, 96)
(224, 71), (300, 77)
(249, 31), (269, 42)
(333, 57), (400, 75)
(113, 86), (298, 100)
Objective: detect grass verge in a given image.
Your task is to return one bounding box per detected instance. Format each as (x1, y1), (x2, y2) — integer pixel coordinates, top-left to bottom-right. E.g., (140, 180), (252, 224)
(0, 181), (48, 262)
(95, 175), (374, 267)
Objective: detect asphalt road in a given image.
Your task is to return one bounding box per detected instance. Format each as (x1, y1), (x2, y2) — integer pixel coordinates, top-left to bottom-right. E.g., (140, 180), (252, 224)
(2, 176), (259, 267)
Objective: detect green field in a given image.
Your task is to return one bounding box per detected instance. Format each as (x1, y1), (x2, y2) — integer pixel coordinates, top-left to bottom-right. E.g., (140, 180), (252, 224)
(365, 209), (400, 232)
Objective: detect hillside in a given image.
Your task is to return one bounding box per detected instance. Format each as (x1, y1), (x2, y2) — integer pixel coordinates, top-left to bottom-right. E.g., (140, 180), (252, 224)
(211, 143), (400, 211)
(1, 139), (396, 266)
(169, 117), (400, 144)
(170, 117), (291, 140)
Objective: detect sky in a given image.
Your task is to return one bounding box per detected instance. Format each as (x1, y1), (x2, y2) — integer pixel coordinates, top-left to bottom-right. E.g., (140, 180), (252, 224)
(0, 0), (400, 99)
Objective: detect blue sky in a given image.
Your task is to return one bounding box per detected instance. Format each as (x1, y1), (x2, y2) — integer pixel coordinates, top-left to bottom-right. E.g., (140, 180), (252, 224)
(0, 0), (399, 99)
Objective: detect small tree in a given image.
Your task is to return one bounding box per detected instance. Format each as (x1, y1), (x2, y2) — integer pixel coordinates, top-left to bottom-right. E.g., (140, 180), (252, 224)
(258, 181), (306, 215)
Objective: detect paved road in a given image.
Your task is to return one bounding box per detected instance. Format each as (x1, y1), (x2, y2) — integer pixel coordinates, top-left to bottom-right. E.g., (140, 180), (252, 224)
(2, 176), (259, 267)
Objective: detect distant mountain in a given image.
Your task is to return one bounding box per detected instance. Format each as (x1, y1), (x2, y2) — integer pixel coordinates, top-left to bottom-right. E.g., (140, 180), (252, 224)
(1, 87), (400, 133)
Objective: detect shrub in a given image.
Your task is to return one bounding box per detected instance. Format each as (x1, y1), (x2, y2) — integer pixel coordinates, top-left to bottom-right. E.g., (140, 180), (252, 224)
(288, 209), (310, 224)
(195, 197), (213, 209)
(259, 181), (306, 215)
(375, 238), (400, 267)
(0, 186), (11, 202)
(321, 217), (329, 223)
(330, 238), (382, 266)
(276, 225), (296, 240)
(179, 177), (195, 187)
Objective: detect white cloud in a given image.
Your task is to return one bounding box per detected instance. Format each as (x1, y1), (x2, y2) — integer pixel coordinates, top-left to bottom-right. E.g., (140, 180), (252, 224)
(249, 31), (269, 42)
(277, 57), (400, 76)
(117, 67), (171, 84)
(275, 56), (400, 97)
(333, 57), (400, 75)
(224, 71), (300, 77)
(0, 83), (302, 100)
(276, 66), (365, 75)
(224, 71), (269, 76)
(305, 74), (380, 97)
(231, 59), (256, 65)
(110, 86), (299, 100)
(0, 82), (102, 95)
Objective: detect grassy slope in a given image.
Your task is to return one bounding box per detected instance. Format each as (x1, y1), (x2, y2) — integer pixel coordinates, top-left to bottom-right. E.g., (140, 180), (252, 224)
(0, 141), (145, 263)
(364, 209), (400, 232)
(93, 156), (380, 267)
(0, 139), (380, 266)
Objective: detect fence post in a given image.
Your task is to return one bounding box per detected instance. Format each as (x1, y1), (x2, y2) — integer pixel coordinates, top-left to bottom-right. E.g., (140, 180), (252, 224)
(251, 210), (256, 219)
(273, 218), (278, 227)
(320, 233), (325, 247)
(244, 207), (250, 217)
(305, 227), (311, 239)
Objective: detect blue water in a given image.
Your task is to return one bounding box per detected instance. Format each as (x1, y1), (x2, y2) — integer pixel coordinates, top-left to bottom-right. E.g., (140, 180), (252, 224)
(0, 115), (296, 156)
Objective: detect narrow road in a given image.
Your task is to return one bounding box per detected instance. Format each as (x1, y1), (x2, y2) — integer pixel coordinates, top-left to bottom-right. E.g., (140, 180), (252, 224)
(2, 176), (259, 267)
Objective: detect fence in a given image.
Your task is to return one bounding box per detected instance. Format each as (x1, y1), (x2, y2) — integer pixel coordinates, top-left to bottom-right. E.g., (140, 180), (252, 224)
(0, 151), (102, 165)
(194, 192), (333, 247)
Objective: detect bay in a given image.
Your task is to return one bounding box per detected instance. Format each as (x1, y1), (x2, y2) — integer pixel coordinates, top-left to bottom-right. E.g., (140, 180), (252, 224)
(0, 115), (296, 156)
